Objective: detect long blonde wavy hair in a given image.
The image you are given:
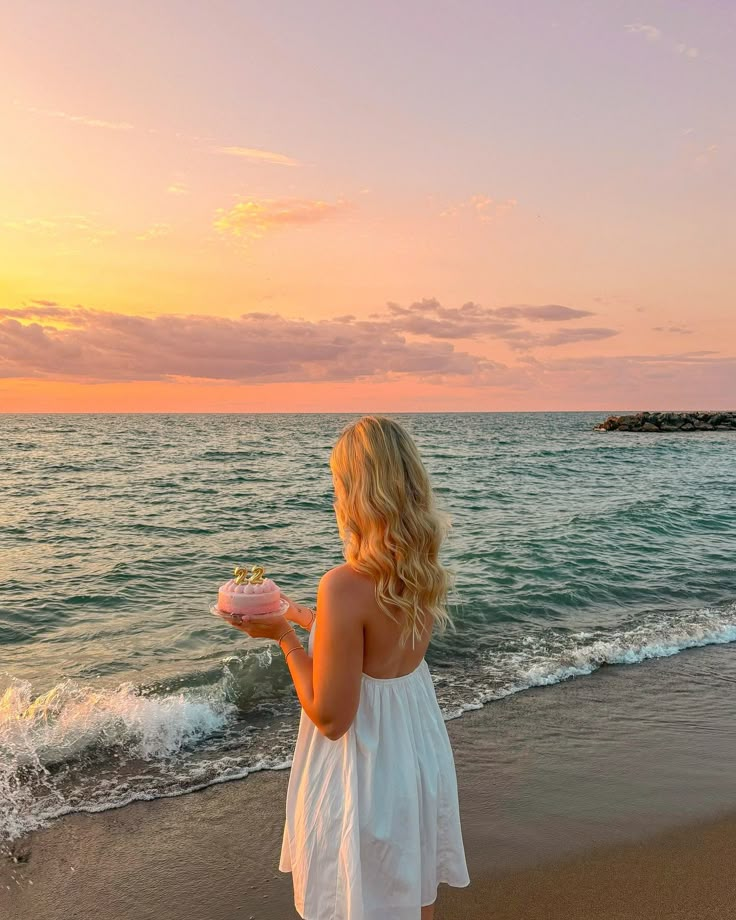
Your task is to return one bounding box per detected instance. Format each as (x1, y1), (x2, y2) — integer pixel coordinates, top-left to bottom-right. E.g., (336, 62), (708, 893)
(329, 415), (456, 648)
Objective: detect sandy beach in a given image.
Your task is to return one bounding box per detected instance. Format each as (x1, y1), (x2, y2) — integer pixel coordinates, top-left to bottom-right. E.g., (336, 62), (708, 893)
(4, 641), (736, 919)
(3, 769), (736, 920)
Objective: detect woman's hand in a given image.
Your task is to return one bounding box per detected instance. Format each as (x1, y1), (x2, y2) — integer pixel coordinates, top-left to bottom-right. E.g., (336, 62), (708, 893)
(217, 610), (293, 642)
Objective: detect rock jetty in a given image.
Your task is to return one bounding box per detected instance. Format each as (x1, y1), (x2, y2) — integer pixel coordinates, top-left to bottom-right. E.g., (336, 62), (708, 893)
(595, 411), (736, 432)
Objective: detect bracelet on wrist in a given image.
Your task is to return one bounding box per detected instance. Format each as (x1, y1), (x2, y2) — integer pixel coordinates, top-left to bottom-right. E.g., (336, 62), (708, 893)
(284, 644), (303, 661)
(278, 627), (296, 647)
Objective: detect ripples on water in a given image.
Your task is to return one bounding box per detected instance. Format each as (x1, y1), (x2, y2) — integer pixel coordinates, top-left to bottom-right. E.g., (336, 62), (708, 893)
(1, 412), (735, 840)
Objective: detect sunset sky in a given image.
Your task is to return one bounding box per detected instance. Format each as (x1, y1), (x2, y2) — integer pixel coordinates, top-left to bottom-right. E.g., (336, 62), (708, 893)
(1, 0), (734, 412)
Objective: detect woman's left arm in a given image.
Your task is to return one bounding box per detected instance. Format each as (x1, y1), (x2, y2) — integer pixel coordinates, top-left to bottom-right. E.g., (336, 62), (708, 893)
(282, 568), (364, 740)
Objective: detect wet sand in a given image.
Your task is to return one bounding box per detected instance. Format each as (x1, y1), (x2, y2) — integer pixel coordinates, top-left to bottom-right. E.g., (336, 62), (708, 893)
(3, 769), (736, 920)
(442, 813), (736, 920)
(4, 642), (736, 919)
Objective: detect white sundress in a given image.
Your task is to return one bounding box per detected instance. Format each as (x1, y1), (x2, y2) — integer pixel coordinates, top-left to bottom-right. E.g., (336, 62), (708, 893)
(279, 619), (470, 920)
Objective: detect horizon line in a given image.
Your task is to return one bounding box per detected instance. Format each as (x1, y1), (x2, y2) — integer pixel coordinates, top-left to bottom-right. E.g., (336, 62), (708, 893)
(2, 408), (729, 417)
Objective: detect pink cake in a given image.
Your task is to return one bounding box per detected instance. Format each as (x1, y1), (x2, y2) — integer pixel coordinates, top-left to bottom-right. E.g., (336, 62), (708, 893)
(217, 565), (282, 617)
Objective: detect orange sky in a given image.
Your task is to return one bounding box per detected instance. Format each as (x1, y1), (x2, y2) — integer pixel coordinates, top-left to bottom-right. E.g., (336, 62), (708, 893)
(1, 2), (734, 411)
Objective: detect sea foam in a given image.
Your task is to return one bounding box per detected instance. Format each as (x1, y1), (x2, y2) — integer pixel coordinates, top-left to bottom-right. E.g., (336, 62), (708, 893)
(3, 602), (736, 842)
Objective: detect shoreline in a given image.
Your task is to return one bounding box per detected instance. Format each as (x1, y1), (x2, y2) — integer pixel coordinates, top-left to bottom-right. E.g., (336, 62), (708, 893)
(4, 641), (736, 918)
(4, 779), (736, 920)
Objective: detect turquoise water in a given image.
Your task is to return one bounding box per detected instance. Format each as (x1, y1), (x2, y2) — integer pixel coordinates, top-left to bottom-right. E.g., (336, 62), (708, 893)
(1, 412), (735, 840)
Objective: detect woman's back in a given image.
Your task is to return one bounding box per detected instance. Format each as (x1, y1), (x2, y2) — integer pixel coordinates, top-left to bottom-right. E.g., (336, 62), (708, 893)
(341, 564), (433, 680)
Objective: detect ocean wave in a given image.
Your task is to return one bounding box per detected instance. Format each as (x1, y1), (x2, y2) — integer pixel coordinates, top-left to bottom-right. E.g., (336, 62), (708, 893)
(1, 679), (233, 767)
(0, 674), (238, 841)
(3, 601), (736, 842)
(439, 601), (736, 719)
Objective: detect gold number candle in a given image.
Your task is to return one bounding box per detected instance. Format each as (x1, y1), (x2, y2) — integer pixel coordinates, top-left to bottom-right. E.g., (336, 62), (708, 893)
(248, 565), (266, 584)
(233, 565), (250, 585)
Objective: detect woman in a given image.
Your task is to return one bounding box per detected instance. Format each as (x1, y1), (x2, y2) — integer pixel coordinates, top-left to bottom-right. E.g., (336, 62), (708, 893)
(221, 415), (470, 919)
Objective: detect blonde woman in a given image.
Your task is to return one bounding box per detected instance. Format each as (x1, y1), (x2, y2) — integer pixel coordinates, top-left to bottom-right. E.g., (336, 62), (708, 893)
(221, 415), (470, 919)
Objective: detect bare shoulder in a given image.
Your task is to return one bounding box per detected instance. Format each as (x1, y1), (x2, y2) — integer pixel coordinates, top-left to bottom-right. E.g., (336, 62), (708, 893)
(319, 564), (374, 608)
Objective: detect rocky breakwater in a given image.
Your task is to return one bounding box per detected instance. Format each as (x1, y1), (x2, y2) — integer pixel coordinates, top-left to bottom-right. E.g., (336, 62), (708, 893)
(594, 411), (736, 432)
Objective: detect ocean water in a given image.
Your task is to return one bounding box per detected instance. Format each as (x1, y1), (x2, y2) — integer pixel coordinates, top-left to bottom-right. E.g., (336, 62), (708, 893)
(1, 412), (735, 843)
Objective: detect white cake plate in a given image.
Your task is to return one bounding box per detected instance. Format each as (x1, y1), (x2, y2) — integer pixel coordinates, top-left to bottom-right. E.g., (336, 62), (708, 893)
(210, 596), (290, 621)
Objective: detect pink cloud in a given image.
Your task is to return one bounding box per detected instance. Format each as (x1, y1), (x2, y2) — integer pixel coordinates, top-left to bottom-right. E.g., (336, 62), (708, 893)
(653, 324), (693, 335)
(20, 104), (134, 131)
(1, 303), (732, 407)
(212, 146), (300, 166)
(439, 195), (517, 222)
(494, 304), (594, 322)
(0, 304), (89, 324)
(214, 197), (352, 239)
(386, 300), (520, 340)
(674, 42), (699, 59)
(537, 327), (620, 347)
(384, 299), (610, 349)
(0, 304), (506, 384)
(625, 23), (661, 42)
(0, 298), (622, 383)
(532, 351), (736, 408)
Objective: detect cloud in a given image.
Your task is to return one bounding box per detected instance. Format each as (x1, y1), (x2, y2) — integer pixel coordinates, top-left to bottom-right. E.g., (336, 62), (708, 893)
(167, 182), (189, 195)
(0, 304), (507, 384)
(440, 195), (517, 222)
(537, 327), (620, 347)
(653, 324), (693, 334)
(674, 43), (699, 59)
(16, 102), (305, 169)
(0, 297), (618, 385)
(136, 223), (172, 241)
(522, 351), (736, 407)
(541, 350), (723, 371)
(212, 146), (300, 167)
(2, 304), (75, 320)
(2, 302), (730, 404)
(214, 198), (352, 239)
(2, 214), (116, 244)
(4, 216), (173, 244)
(625, 23), (661, 42)
(4, 218), (58, 233)
(19, 104), (133, 131)
(385, 299), (520, 340)
(383, 299), (602, 348)
(694, 143), (719, 166)
(0, 304), (92, 327)
(624, 25), (702, 60)
(494, 304), (595, 322)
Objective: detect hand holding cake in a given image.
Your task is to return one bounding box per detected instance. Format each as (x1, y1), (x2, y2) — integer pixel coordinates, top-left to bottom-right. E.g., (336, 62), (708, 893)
(213, 563), (297, 643)
(212, 563), (318, 650)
